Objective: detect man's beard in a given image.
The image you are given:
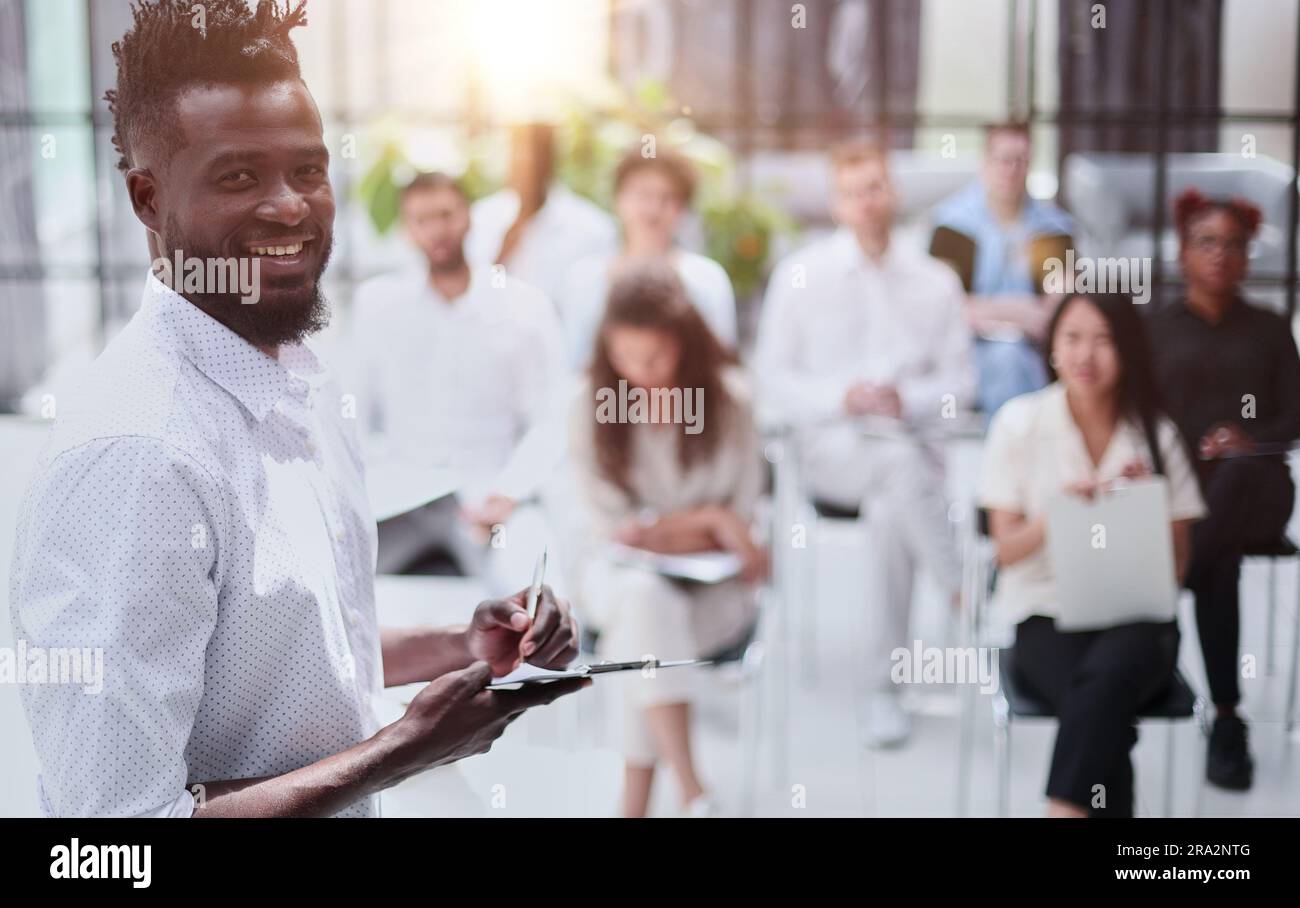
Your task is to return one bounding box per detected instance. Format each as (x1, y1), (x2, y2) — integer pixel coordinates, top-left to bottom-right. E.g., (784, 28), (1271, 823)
(160, 215), (334, 348)
(428, 246), (467, 275)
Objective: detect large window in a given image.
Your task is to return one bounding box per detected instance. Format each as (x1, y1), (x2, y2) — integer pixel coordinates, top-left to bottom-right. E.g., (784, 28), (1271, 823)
(3, 0), (1298, 408)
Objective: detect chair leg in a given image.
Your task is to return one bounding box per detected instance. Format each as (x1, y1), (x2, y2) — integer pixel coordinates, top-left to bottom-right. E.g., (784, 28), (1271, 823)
(1287, 561), (1300, 733)
(1163, 719), (1176, 818)
(774, 582), (793, 789)
(1192, 697), (1209, 818)
(954, 521), (980, 817)
(738, 641), (764, 817)
(993, 695), (1011, 817)
(801, 515), (818, 688)
(1267, 560), (1278, 676)
(955, 678), (977, 817)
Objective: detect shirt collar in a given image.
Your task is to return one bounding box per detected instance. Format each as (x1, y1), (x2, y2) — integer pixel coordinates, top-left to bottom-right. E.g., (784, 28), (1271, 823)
(831, 226), (904, 276)
(973, 183), (1073, 235)
(1038, 380), (1072, 430)
(140, 271), (327, 421)
(1040, 380), (1142, 474)
(421, 266), (490, 308)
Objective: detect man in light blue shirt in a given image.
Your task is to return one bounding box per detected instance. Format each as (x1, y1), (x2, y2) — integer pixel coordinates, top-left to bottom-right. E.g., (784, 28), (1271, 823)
(930, 123), (1076, 417)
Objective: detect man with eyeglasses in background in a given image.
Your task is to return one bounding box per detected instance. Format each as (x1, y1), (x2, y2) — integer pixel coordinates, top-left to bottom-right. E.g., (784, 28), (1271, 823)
(929, 122), (1076, 418)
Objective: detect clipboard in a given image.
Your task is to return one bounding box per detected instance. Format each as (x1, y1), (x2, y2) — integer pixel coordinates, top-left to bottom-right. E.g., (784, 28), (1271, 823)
(485, 658), (708, 691)
(1044, 478), (1178, 631)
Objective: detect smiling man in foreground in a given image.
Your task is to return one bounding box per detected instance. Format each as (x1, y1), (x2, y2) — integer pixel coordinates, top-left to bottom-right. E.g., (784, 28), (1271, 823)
(8, 0), (583, 818)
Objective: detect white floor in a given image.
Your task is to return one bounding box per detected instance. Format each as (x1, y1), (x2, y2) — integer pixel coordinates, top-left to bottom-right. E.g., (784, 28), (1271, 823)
(1, 417), (1297, 818)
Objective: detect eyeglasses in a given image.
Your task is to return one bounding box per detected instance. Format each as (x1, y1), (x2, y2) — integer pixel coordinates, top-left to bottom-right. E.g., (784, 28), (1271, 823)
(1188, 235), (1249, 256)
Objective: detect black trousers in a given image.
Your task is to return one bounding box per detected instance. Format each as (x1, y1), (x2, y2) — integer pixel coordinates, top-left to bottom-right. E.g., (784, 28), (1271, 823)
(1015, 616), (1180, 817)
(1184, 458), (1295, 708)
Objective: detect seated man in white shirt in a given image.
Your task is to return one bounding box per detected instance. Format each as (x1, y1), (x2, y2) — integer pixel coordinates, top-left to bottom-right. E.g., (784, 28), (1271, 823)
(755, 141), (975, 748)
(351, 172), (569, 595)
(464, 122), (618, 302)
(10, 0), (582, 818)
(558, 146), (738, 370)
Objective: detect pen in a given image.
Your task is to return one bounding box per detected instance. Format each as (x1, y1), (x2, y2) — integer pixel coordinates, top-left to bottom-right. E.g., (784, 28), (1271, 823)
(526, 548), (547, 622)
(1199, 443), (1293, 460)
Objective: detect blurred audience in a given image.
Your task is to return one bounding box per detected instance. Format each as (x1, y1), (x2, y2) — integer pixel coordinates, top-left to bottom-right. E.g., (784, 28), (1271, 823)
(343, 123), (1300, 815)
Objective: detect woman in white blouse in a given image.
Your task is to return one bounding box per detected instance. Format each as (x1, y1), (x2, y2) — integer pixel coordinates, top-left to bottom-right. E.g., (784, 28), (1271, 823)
(557, 146), (738, 371)
(568, 264), (766, 817)
(978, 291), (1207, 817)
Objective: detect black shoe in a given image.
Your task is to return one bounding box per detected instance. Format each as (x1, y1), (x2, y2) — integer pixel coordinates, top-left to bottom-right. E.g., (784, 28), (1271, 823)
(1206, 715), (1254, 791)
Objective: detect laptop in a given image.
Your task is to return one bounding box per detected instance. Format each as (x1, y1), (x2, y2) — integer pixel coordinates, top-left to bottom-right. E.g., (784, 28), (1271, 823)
(1045, 478), (1179, 632)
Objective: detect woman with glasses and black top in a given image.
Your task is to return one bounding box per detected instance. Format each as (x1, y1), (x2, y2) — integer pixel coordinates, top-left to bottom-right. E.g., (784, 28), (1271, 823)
(979, 292), (1206, 817)
(1147, 189), (1300, 792)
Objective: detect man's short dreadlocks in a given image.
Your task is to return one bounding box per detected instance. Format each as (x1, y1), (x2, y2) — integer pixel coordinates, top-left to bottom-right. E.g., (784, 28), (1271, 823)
(105, 0), (310, 173)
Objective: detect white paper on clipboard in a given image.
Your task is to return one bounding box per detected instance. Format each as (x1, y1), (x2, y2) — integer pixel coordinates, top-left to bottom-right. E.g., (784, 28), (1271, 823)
(1044, 477), (1179, 632)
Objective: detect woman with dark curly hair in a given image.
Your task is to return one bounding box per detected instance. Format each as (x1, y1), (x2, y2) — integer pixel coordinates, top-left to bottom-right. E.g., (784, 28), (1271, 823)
(1147, 188), (1300, 792)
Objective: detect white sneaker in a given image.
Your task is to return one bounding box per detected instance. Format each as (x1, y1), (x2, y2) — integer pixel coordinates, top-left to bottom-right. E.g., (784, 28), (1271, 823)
(682, 794), (720, 818)
(864, 691), (911, 749)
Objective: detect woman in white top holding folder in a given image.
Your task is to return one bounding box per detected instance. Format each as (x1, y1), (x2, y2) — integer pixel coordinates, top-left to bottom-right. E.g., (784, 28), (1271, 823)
(978, 291), (1206, 817)
(568, 264), (766, 817)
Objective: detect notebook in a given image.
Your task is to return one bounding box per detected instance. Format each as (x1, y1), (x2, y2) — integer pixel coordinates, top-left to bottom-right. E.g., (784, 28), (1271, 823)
(1044, 478), (1179, 632)
(605, 543), (742, 584)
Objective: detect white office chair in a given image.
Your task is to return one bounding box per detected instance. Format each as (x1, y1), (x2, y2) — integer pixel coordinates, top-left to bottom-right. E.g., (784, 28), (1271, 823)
(776, 417), (982, 690)
(1243, 537), (1300, 732)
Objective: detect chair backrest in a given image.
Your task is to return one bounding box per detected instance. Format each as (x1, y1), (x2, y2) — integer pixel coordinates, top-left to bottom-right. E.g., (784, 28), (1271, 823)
(744, 148), (983, 226)
(1063, 151), (1294, 231)
(1061, 152), (1295, 274)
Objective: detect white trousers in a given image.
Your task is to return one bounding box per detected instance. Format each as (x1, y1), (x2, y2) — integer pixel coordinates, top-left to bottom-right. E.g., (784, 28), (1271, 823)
(579, 561), (756, 765)
(800, 426), (962, 691)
